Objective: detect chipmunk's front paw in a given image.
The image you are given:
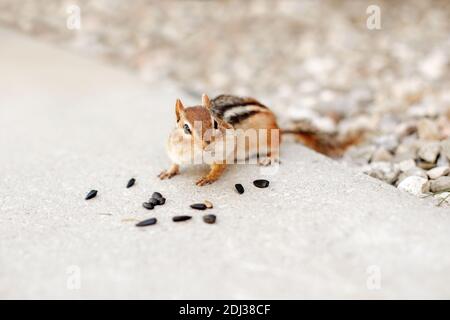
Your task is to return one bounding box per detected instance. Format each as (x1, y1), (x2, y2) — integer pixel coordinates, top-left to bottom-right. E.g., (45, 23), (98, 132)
(158, 164), (180, 180)
(196, 176), (216, 186)
(158, 169), (178, 180)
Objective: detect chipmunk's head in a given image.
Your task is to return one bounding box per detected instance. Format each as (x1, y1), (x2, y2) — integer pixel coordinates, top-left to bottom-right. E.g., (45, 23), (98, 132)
(174, 94), (229, 149)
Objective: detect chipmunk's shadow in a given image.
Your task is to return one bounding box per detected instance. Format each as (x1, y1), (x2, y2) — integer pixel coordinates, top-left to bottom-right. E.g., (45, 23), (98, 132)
(180, 164), (211, 178)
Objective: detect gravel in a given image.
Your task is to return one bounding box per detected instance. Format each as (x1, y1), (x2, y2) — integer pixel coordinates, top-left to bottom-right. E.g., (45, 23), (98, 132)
(427, 166), (450, 179)
(397, 176), (430, 197)
(430, 176), (450, 193)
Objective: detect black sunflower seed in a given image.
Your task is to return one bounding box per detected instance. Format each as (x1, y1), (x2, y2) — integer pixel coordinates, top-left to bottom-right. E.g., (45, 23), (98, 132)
(156, 197), (166, 205)
(148, 198), (159, 206)
(136, 217), (157, 227)
(152, 192), (163, 199)
(143, 202), (154, 210)
(253, 179), (270, 188)
(85, 190), (97, 200)
(126, 178), (135, 188)
(172, 215), (192, 222)
(203, 214), (216, 224)
(190, 203), (207, 210)
(235, 184), (245, 194)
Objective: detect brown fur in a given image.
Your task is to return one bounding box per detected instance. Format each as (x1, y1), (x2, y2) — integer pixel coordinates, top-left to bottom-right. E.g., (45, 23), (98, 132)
(282, 126), (363, 158)
(234, 111), (281, 162)
(184, 106), (212, 144)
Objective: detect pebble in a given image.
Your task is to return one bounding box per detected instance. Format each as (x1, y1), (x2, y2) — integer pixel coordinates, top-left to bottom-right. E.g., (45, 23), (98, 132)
(364, 162), (399, 184)
(441, 138), (450, 160)
(204, 200), (213, 209)
(253, 179), (270, 188)
(235, 184), (245, 194)
(396, 167), (428, 185)
(437, 154), (449, 167)
(136, 217), (157, 227)
(417, 119), (440, 140)
(190, 203), (207, 210)
(373, 135), (398, 152)
(203, 214), (216, 224)
(430, 176), (450, 193)
(398, 176), (430, 196)
(85, 190), (98, 200)
(143, 202), (154, 210)
(344, 145), (376, 165)
(397, 159), (416, 172)
(126, 178), (136, 188)
(394, 122), (417, 139)
(172, 215), (192, 222)
(393, 143), (418, 163)
(417, 160), (437, 170)
(418, 142), (440, 163)
(371, 147), (393, 162)
(404, 167), (428, 179)
(427, 166), (450, 179)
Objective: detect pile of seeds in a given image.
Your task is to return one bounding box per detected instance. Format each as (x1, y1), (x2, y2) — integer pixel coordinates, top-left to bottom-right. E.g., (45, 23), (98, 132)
(85, 177), (272, 227)
(143, 192), (166, 210)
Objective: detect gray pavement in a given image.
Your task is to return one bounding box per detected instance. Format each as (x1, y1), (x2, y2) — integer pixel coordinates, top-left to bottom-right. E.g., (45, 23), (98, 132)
(1, 29), (450, 299)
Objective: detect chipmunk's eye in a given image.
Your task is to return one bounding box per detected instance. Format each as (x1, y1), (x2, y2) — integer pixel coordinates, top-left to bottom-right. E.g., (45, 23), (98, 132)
(183, 124), (192, 135)
(213, 120), (218, 129)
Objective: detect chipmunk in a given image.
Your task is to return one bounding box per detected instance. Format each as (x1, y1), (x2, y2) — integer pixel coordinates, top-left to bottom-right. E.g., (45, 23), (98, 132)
(158, 94), (361, 186)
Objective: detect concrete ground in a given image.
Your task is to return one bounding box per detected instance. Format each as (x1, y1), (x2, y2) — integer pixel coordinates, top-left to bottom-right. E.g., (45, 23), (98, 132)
(1, 29), (449, 299)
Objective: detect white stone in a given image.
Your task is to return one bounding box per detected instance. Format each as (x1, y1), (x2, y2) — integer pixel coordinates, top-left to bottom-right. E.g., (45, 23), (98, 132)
(418, 142), (440, 163)
(396, 167), (428, 186)
(398, 176), (430, 196)
(417, 118), (440, 140)
(371, 147), (393, 162)
(373, 135), (399, 152)
(394, 140), (419, 163)
(344, 145), (376, 166)
(408, 104), (439, 118)
(365, 161), (399, 184)
(437, 154), (449, 167)
(418, 50), (448, 80)
(430, 177), (450, 193)
(441, 138), (450, 161)
(397, 159), (416, 172)
(427, 166), (450, 179)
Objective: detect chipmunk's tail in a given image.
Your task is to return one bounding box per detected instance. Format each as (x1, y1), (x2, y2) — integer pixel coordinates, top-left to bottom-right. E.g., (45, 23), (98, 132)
(281, 125), (365, 158)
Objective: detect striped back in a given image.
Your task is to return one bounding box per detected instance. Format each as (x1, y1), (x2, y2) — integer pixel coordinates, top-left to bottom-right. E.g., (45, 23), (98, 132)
(211, 95), (268, 125)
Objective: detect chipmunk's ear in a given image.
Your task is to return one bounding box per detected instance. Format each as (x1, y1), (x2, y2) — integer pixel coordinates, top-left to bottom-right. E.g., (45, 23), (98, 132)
(202, 94), (212, 110)
(175, 98), (184, 122)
